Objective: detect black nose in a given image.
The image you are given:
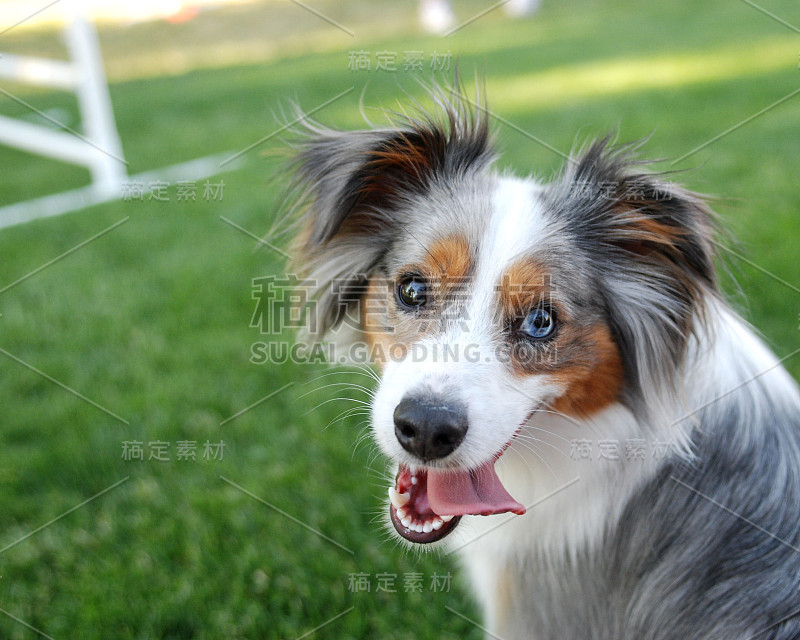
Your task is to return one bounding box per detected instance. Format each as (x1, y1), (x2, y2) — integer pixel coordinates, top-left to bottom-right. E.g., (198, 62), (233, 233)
(393, 395), (469, 461)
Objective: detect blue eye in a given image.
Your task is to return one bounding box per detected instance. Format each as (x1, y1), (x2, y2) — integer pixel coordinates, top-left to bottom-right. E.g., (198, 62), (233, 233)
(520, 307), (556, 339)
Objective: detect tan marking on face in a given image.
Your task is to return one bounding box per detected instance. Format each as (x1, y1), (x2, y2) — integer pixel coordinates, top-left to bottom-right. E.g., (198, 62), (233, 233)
(361, 275), (438, 369)
(498, 259), (623, 416)
(423, 234), (472, 281)
(363, 235), (473, 362)
(360, 236), (471, 368)
(549, 323), (624, 418)
(498, 258), (564, 379)
(362, 277), (396, 369)
(498, 259), (552, 320)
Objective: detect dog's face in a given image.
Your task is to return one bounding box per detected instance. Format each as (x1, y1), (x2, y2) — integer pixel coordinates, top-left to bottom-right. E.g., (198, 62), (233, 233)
(291, 91), (716, 544)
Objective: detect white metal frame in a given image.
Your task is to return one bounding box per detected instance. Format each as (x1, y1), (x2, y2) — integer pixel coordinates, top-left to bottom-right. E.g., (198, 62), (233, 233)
(0, 8), (127, 197)
(0, 5), (241, 231)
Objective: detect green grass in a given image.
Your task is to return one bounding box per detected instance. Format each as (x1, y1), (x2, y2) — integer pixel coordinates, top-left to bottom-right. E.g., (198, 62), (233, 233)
(1, 0), (799, 637)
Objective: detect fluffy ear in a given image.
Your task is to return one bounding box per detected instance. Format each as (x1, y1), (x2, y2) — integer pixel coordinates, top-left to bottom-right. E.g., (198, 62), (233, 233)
(288, 101), (492, 339)
(288, 127), (407, 339)
(549, 140), (719, 417)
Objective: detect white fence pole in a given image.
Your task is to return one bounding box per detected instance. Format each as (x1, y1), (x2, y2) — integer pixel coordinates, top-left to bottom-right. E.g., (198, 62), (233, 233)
(0, 3), (127, 198)
(0, 2), (241, 232)
(63, 10), (127, 196)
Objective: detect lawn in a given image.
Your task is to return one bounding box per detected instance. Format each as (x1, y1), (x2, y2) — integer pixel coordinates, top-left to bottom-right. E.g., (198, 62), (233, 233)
(0, 0), (798, 638)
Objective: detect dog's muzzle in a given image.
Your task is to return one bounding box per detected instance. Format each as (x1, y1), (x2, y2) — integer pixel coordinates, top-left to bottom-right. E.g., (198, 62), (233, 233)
(387, 393), (526, 544)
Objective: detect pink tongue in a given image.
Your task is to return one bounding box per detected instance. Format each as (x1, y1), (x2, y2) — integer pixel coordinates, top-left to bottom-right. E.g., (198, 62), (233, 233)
(427, 461), (526, 517)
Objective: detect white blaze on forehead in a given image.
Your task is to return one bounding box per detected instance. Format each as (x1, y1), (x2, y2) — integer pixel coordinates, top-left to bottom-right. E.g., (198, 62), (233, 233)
(457, 176), (548, 341)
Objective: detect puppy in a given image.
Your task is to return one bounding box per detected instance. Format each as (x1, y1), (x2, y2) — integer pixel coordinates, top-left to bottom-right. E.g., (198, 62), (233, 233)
(288, 84), (800, 639)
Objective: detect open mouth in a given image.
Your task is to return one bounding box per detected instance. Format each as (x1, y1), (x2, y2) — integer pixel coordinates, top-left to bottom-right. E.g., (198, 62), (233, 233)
(388, 456), (526, 544)
(389, 467), (461, 543)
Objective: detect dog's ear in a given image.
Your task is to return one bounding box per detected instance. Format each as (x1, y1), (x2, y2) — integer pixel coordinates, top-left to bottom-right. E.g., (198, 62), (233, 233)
(288, 127), (438, 339)
(551, 139), (718, 416)
(288, 110), (492, 340)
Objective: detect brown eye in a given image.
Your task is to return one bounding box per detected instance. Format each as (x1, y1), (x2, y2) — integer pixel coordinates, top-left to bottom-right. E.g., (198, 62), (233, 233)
(397, 276), (428, 309)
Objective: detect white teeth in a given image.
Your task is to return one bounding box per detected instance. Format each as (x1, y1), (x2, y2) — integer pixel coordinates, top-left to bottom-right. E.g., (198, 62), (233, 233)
(391, 481), (454, 535)
(396, 512), (447, 535)
(388, 486), (410, 509)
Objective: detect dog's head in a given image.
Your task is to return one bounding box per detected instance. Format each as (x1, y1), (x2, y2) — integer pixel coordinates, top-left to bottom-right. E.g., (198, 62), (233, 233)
(289, 86), (717, 544)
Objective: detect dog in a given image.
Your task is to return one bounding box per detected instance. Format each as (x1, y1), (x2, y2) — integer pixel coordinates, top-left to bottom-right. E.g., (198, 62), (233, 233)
(287, 84), (800, 639)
